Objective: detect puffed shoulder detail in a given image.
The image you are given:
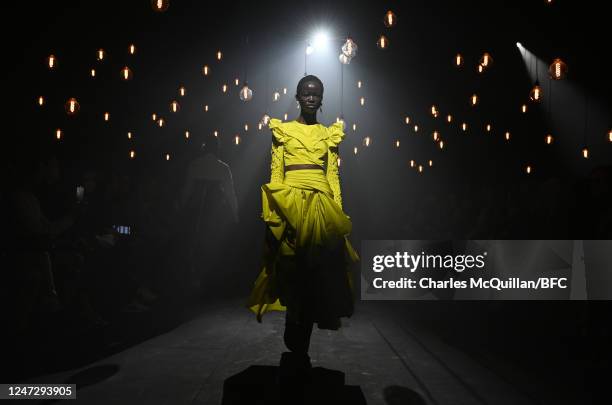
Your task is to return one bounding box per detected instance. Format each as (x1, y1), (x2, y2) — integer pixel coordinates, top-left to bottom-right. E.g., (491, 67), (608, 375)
(268, 118), (286, 143)
(327, 121), (346, 146)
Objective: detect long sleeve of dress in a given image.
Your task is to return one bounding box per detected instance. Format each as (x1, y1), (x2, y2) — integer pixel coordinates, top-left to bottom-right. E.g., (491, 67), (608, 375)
(270, 137), (284, 183)
(268, 119), (285, 183)
(326, 121), (346, 209)
(326, 146), (342, 209)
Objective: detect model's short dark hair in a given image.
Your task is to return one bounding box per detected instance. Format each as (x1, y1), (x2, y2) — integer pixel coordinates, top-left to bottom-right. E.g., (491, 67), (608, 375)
(297, 75), (324, 94)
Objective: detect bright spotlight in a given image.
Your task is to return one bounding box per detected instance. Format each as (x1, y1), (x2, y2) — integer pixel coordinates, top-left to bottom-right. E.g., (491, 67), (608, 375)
(313, 31), (329, 50)
(516, 42), (522, 48)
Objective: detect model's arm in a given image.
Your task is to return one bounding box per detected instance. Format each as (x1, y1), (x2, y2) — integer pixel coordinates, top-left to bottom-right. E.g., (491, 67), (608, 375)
(326, 146), (342, 209)
(270, 137), (284, 183)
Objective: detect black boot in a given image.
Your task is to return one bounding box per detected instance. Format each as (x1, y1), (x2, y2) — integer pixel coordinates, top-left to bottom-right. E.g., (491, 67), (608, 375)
(278, 316), (314, 391)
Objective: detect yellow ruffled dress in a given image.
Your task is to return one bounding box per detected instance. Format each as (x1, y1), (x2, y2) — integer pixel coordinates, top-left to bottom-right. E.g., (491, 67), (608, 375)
(247, 118), (359, 329)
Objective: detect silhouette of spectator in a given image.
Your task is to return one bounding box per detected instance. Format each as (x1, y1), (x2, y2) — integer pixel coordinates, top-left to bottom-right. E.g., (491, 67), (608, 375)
(179, 135), (239, 291)
(585, 166), (612, 238)
(6, 149), (75, 332)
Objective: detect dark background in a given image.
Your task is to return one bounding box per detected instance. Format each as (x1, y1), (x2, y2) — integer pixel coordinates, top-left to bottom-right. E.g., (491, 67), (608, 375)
(2, 1), (610, 402)
(3, 0), (611, 241)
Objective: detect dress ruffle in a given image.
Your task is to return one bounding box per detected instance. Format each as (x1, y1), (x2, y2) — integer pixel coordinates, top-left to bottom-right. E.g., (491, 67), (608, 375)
(326, 121), (345, 147)
(269, 119), (345, 151)
(248, 172), (358, 328)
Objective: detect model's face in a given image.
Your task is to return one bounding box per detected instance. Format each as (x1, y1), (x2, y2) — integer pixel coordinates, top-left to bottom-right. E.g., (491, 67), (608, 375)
(296, 80), (323, 113)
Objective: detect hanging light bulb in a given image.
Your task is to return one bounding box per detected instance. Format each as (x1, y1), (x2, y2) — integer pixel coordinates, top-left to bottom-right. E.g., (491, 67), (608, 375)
(179, 86), (186, 96)
(273, 91), (280, 101)
(283, 113), (288, 121)
(202, 65), (210, 76)
(428, 160), (433, 167)
(165, 153), (170, 161)
(357, 80), (362, 88)
(216, 50), (222, 61)
(283, 87), (287, 95)
(340, 37), (358, 64)
(455, 53), (463, 67)
(377, 35), (389, 50)
(395, 140), (400, 148)
(471, 94), (478, 106)
(462, 123), (468, 131)
(363, 136), (371, 147)
(360, 96), (365, 106)
(383, 10), (396, 27)
(47, 54), (56, 69)
(582, 147), (589, 159)
(608, 129), (612, 142)
(157, 118), (165, 127)
(214, 130), (219, 137)
(477, 64), (484, 74)
(170, 100), (180, 113)
(258, 123), (262, 130)
(260, 114), (271, 126)
(438, 140), (445, 150)
(222, 84), (228, 93)
(151, 0), (169, 12)
(414, 125), (419, 132)
(234, 135), (241, 145)
(521, 104), (528, 113)
(90, 68), (96, 77)
(447, 114), (452, 123)
(65, 98), (80, 116)
(120, 66), (133, 80)
(352, 123), (357, 131)
(342, 37), (358, 58)
(204, 105), (209, 112)
(244, 124), (249, 131)
(486, 124), (492, 132)
(55, 128), (62, 140)
(505, 131), (511, 141)
(152, 113), (157, 121)
(526, 165), (533, 174)
(234, 78), (240, 86)
(418, 165), (424, 173)
(240, 83), (253, 101)
(431, 105), (438, 116)
(129, 44), (136, 55)
(129, 150), (135, 159)
(432, 131), (439, 141)
(548, 58), (568, 80)
(480, 52), (493, 68)
(104, 112), (110, 121)
(127, 131), (133, 139)
(337, 158), (342, 167)
(339, 53), (351, 64)
(405, 117), (410, 124)
(353, 146), (358, 155)
(185, 130), (190, 139)
(530, 82), (542, 102)
(544, 134), (554, 144)
(97, 49), (105, 61)
(409, 160), (415, 168)
(37, 96), (45, 106)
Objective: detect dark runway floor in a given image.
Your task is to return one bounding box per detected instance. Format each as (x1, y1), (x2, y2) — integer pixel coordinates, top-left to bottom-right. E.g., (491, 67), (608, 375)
(12, 297), (591, 405)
